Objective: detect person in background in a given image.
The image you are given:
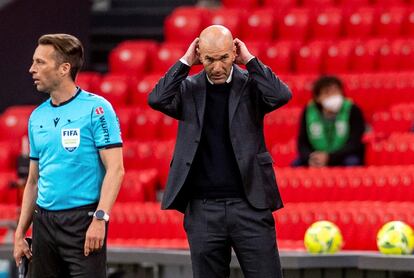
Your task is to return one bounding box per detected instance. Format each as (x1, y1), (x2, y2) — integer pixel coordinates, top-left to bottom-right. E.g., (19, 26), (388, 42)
(293, 75), (365, 167)
(13, 33), (124, 277)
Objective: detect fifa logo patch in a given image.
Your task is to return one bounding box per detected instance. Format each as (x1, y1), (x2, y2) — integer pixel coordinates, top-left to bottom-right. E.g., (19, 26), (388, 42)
(61, 128), (80, 152)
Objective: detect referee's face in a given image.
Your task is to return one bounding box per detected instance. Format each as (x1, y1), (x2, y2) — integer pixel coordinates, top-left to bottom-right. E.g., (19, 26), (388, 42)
(29, 44), (62, 93)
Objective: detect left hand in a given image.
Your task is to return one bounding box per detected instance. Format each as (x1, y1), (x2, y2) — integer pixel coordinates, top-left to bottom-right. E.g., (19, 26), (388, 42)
(84, 218), (106, 256)
(234, 38), (255, 65)
(309, 151), (329, 167)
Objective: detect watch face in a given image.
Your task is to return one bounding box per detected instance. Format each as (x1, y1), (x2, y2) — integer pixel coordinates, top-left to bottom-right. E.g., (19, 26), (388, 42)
(95, 210), (105, 219)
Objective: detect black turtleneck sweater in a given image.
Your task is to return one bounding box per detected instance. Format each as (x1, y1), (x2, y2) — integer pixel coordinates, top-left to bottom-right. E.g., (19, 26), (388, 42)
(184, 79), (244, 199)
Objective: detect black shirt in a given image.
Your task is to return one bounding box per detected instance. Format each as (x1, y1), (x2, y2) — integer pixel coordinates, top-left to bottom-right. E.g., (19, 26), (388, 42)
(183, 79), (244, 199)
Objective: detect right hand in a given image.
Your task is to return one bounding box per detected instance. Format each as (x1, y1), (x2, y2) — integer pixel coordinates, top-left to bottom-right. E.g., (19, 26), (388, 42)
(181, 38), (200, 66)
(13, 236), (32, 267)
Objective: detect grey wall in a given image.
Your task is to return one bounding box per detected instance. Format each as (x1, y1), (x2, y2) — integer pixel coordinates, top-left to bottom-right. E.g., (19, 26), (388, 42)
(0, 0), (91, 113)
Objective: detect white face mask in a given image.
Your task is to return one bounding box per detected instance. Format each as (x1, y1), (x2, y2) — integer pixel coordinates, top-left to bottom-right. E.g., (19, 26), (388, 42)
(321, 95), (343, 113)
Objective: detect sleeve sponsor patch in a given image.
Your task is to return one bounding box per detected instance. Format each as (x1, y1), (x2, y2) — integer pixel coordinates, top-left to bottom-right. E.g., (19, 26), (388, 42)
(95, 107), (104, 115)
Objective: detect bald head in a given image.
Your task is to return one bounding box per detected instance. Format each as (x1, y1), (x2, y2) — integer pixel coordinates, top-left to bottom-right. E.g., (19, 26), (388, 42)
(199, 25), (234, 50)
(197, 25), (236, 84)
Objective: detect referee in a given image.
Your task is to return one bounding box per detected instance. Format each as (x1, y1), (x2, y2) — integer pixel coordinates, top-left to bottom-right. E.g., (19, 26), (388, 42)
(13, 34), (124, 277)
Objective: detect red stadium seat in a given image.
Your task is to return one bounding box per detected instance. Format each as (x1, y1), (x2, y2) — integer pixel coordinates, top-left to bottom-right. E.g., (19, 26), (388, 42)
(153, 140), (175, 188)
(394, 39), (414, 71)
(115, 107), (134, 139)
(117, 173), (145, 202)
(271, 141), (297, 167)
(344, 7), (376, 38)
(375, 7), (406, 38)
(130, 109), (161, 140)
(377, 40), (399, 71)
(96, 74), (130, 108)
(164, 7), (209, 45)
(311, 8), (343, 40)
(302, 0), (335, 7)
(152, 43), (185, 75)
(337, 0), (370, 7)
(222, 0), (258, 9)
(261, 40), (299, 74)
(295, 40), (326, 74)
(109, 40), (158, 77)
(243, 40), (268, 59)
(241, 9), (275, 42)
(0, 106), (34, 141)
(405, 9), (414, 36)
(350, 39), (384, 72)
(264, 107), (301, 146)
(75, 72), (101, 92)
(158, 115), (178, 140)
(130, 74), (163, 106)
(208, 8), (244, 38)
(278, 8), (311, 41)
(263, 0), (296, 9)
(282, 74), (315, 107)
(324, 39), (356, 74)
(374, 0), (406, 6)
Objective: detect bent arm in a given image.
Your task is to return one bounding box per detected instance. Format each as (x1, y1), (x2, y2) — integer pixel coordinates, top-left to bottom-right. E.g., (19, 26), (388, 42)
(246, 58), (292, 114)
(147, 61), (190, 120)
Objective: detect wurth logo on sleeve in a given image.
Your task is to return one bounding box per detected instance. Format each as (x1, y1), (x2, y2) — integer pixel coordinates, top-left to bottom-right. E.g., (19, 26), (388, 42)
(95, 107), (104, 115)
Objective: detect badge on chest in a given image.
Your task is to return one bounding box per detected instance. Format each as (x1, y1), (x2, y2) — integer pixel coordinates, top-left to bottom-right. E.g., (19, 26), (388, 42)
(61, 128), (80, 152)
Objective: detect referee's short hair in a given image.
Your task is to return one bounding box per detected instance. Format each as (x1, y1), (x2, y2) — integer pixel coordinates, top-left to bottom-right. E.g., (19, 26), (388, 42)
(38, 34), (84, 81)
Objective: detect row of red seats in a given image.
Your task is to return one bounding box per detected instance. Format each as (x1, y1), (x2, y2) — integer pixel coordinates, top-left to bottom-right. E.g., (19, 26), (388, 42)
(107, 238), (189, 249)
(106, 201), (414, 251)
(371, 102), (414, 134)
(366, 133), (414, 165)
(264, 107), (301, 145)
(76, 70), (414, 119)
(283, 72), (414, 115)
(270, 132), (414, 167)
(108, 37), (414, 77)
(108, 202), (186, 241)
(276, 201), (414, 250)
(223, 0), (413, 9)
(165, 6), (414, 45)
(276, 165), (414, 202)
(117, 169), (160, 203)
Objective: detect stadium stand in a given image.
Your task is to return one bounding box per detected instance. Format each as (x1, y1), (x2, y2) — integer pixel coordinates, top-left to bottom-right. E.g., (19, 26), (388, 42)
(2, 0), (414, 271)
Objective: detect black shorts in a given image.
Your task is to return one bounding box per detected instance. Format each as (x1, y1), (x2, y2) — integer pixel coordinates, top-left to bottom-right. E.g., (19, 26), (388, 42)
(30, 203), (107, 278)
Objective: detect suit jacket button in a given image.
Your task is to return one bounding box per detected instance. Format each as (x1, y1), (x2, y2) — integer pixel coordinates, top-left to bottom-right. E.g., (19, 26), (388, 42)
(186, 162), (191, 166)
(195, 139), (200, 143)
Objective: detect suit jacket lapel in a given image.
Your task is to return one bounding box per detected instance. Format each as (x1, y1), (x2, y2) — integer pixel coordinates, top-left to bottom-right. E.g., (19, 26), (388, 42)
(228, 65), (248, 125)
(192, 72), (207, 126)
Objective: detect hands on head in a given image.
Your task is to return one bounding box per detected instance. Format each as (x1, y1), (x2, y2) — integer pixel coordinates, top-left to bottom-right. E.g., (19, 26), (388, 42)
(233, 38), (254, 65)
(181, 36), (254, 67)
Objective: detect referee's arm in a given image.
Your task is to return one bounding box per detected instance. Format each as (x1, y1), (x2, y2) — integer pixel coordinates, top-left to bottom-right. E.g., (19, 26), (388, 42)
(84, 147), (124, 256)
(13, 160), (39, 266)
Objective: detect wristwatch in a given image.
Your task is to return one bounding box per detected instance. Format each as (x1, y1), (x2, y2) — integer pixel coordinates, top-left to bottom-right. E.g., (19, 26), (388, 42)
(93, 210), (110, 222)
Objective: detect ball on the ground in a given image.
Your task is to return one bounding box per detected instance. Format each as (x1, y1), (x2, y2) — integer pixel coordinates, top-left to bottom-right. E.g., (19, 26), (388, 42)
(377, 221), (414, 255)
(304, 220), (343, 254)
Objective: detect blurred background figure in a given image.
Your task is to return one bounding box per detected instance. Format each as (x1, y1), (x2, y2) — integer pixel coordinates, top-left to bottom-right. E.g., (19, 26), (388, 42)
(293, 75), (365, 167)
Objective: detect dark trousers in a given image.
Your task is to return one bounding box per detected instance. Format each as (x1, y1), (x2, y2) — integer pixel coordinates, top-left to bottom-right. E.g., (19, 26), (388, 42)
(184, 198), (283, 278)
(31, 204), (107, 278)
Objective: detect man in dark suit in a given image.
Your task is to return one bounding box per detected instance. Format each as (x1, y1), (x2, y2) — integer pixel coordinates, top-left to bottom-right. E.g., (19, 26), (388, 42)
(148, 25), (291, 278)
